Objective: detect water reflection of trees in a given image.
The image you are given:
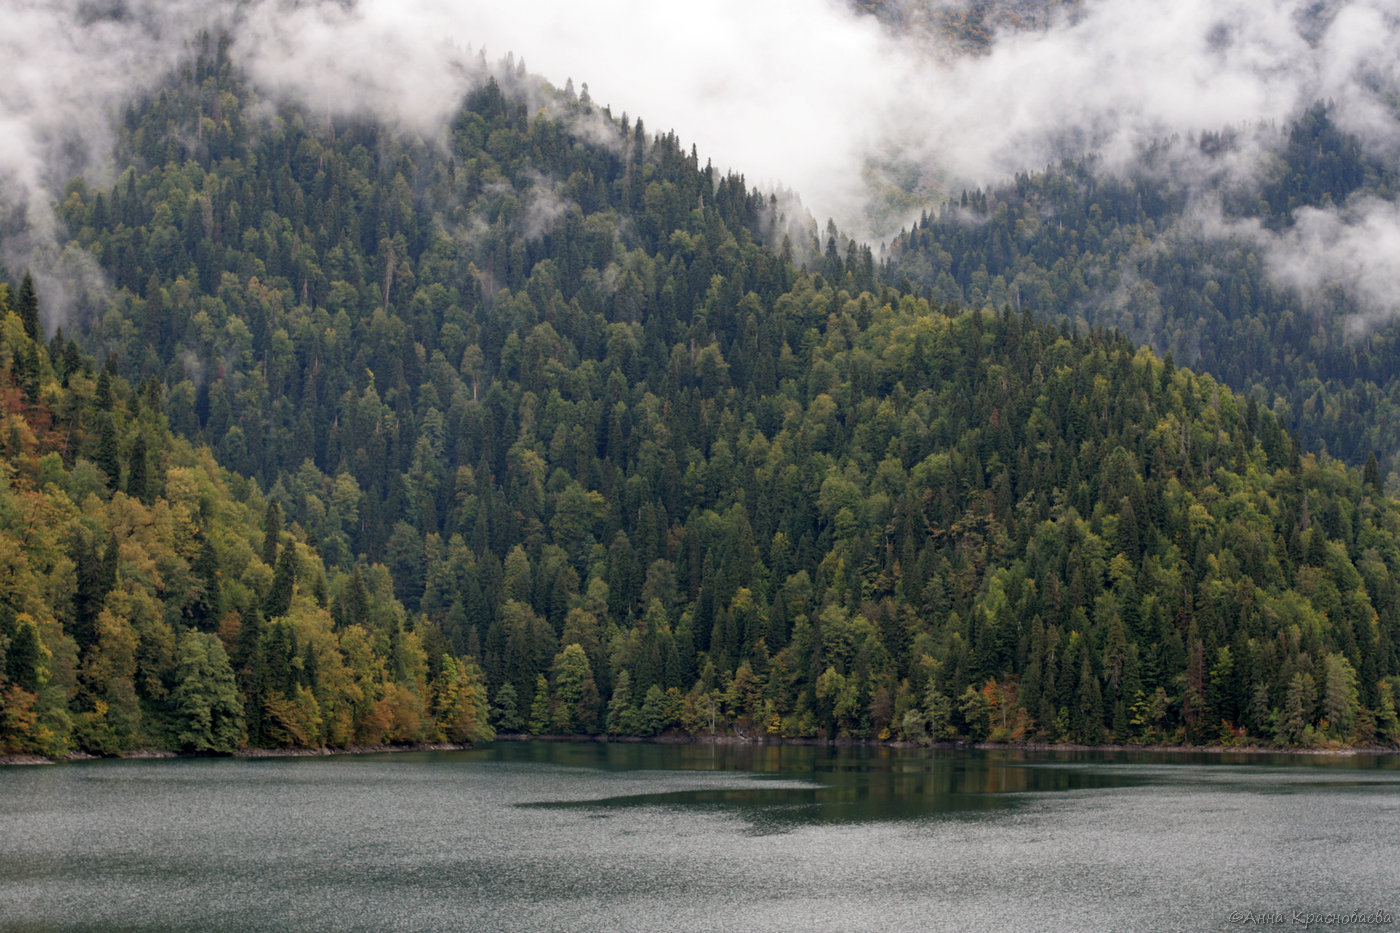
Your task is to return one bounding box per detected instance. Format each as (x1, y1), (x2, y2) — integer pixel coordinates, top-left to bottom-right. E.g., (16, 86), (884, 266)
(508, 743), (1171, 827)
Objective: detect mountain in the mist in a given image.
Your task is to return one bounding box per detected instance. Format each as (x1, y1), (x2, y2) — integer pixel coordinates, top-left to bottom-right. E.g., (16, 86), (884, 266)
(854, 0), (1078, 53)
(6, 37), (1393, 753)
(844, 2), (1400, 485)
(882, 104), (1400, 488)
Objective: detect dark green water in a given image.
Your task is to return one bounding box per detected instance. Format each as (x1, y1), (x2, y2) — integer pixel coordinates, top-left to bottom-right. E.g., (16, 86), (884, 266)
(2, 743), (1397, 932)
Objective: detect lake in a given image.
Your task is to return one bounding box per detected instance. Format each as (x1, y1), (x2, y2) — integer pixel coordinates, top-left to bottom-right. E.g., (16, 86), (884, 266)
(1, 742), (1397, 932)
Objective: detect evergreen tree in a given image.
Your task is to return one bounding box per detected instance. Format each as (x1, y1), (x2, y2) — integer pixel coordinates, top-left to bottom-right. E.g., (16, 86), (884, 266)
(344, 566), (370, 629)
(15, 271), (39, 340)
(264, 546), (297, 618)
(97, 415), (121, 489)
(4, 618), (43, 693)
(171, 632), (245, 754)
(187, 531), (223, 632)
(491, 681), (523, 733)
(527, 674), (551, 734)
(262, 502), (282, 568)
(606, 669), (637, 735)
(127, 434), (150, 503)
(70, 535), (106, 650)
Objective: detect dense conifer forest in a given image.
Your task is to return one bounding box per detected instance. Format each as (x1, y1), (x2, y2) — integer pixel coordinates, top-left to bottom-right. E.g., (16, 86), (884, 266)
(3, 38), (1399, 754)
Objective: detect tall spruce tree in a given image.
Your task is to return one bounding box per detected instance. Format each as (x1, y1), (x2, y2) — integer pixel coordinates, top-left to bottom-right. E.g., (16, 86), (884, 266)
(15, 271), (39, 340)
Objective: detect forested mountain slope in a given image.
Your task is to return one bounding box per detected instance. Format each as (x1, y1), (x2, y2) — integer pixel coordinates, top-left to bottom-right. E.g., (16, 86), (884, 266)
(884, 105), (1400, 486)
(0, 280), (491, 757)
(24, 40), (1400, 749)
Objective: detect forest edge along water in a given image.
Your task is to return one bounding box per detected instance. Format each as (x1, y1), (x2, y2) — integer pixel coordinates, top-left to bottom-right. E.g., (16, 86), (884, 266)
(4, 733), (1398, 767)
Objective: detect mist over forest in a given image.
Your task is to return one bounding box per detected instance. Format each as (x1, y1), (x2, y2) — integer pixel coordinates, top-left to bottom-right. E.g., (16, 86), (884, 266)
(6, 1), (1399, 243)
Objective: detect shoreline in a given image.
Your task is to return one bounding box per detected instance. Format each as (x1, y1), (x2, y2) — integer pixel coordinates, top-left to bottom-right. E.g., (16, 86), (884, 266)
(491, 732), (1400, 757)
(0, 741), (474, 767)
(3, 735), (1395, 768)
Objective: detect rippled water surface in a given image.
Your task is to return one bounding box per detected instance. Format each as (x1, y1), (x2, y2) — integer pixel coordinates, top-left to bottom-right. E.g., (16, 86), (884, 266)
(2, 743), (1397, 932)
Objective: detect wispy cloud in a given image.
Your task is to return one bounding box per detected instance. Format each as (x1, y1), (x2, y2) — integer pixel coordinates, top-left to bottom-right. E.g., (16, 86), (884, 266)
(1261, 199), (1400, 330)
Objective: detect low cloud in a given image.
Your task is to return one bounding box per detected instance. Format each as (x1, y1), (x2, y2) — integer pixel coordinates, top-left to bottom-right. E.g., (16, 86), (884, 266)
(1169, 193), (1400, 331)
(234, 0), (484, 134)
(518, 174), (572, 241)
(0, 0), (216, 326)
(1264, 199), (1400, 331)
(2, 0), (1399, 324)
(398, 0), (1400, 236)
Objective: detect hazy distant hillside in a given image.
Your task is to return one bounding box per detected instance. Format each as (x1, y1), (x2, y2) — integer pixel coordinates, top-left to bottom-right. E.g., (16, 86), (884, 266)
(883, 104), (1400, 488)
(854, 0), (1078, 53)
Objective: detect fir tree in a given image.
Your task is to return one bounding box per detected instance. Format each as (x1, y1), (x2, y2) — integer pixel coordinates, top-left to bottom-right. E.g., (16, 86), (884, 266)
(264, 546), (297, 618)
(127, 434), (150, 503)
(16, 271), (39, 340)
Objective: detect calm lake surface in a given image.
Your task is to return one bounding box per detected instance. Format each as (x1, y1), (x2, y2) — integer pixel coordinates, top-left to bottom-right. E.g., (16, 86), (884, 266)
(1, 742), (1397, 932)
